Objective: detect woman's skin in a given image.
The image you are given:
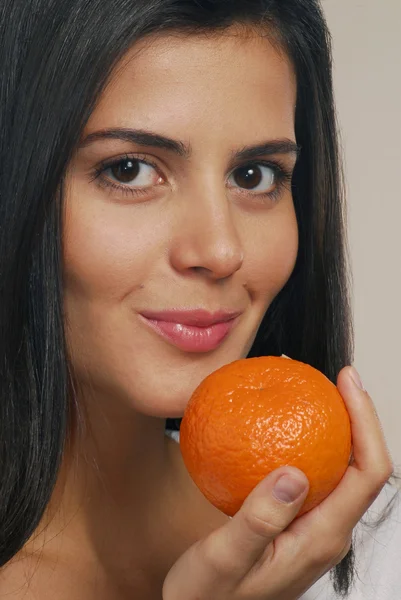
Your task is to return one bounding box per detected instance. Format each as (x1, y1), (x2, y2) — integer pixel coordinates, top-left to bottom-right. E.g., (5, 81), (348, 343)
(0, 28), (392, 600)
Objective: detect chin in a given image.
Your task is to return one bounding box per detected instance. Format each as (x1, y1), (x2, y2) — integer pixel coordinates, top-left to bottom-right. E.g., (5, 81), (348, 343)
(71, 327), (255, 420)
(116, 347), (248, 419)
(124, 376), (206, 419)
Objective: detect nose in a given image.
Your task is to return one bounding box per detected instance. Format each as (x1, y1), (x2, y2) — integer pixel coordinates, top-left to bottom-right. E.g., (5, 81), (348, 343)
(169, 184), (244, 281)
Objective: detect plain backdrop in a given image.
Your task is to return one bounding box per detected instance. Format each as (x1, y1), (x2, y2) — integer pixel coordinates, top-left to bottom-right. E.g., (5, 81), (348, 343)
(322, 0), (401, 471)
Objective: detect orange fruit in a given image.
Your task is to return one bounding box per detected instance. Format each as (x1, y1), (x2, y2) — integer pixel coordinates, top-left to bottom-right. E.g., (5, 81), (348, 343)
(180, 356), (351, 517)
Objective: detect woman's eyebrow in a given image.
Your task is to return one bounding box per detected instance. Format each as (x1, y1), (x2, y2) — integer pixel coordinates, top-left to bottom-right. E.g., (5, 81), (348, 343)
(234, 140), (300, 161)
(79, 128), (191, 157)
(79, 127), (300, 161)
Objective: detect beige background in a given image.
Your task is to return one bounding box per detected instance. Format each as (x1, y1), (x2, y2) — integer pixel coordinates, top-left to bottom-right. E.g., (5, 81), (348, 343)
(322, 0), (401, 471)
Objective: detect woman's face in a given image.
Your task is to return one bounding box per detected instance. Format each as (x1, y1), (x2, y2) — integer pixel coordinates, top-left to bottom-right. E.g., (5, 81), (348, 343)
(64, 29), (298, 416)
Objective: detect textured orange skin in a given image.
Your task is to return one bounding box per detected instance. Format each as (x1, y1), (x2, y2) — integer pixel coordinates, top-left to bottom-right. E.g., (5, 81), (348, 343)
(180, 356), (352, 517)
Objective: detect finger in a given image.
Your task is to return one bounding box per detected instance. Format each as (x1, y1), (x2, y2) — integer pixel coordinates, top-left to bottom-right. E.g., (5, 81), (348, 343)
(339, 367), (392, 473)
(297, 366), (393, 534)
(198, 466), (309, 582)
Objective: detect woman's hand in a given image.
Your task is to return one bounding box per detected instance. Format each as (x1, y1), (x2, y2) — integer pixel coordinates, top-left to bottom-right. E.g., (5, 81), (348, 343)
(163, 367), (393, 600)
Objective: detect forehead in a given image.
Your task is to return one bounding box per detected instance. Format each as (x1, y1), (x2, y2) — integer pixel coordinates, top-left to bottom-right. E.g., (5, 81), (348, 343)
(85, 28), (297, 143)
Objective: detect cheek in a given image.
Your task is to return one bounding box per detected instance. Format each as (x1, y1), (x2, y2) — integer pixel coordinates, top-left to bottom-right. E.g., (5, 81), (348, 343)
(63, 191), (165, 302)
(245, 205), (298, 304)
(62, 192), (169, 380)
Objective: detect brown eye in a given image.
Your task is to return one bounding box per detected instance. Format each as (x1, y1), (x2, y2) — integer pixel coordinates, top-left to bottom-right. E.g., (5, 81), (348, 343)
(230, 163), (275, 192)
(104, 158), (161, 187)
(110, 159), (140, 183)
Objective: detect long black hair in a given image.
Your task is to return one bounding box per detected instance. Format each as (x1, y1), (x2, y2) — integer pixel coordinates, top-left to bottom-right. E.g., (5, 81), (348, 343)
(0, 0), (369, 595)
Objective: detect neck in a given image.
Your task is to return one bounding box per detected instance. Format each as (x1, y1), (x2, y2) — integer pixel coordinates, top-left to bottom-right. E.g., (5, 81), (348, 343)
(29, 384), (178, 577)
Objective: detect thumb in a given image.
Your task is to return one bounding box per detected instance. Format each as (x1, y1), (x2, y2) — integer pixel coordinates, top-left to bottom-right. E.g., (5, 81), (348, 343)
(201, 467), (309, 581)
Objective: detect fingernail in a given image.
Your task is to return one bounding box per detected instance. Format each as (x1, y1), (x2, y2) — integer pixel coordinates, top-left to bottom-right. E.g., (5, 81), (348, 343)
(273, 474), (307, 504)
(350, 366), (365, 391)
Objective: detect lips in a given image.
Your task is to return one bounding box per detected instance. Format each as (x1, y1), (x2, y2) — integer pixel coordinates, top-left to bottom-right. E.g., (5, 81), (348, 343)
(139, 309), (242, 353)
(140, 309), (242, 327)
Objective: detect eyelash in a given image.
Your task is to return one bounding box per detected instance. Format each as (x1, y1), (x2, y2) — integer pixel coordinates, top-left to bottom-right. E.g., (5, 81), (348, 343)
(91, 154), (293, 203)
(91, 154), (162, 199)
(231, 161), (293, 203)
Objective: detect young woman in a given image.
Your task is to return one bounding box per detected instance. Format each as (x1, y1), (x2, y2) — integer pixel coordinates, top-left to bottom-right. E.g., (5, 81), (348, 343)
(0, 0), (399, 598)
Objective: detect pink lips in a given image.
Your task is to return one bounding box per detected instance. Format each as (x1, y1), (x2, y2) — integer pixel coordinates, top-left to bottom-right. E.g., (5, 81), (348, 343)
(139, 309), (241, 353)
